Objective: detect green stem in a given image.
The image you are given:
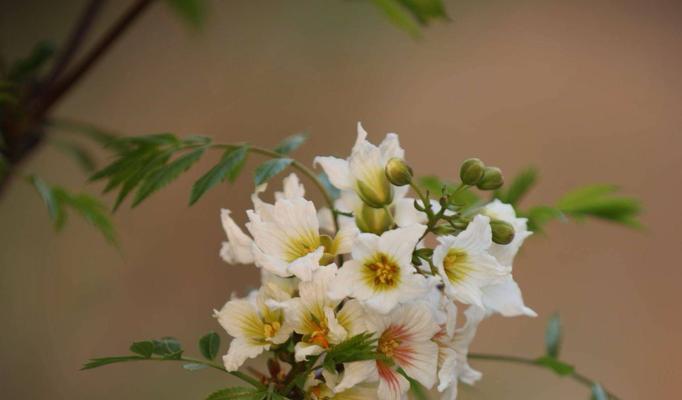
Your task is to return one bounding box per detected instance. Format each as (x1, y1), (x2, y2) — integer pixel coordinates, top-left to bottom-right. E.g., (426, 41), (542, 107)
(383, 204), (395, 228)
(468, 353), (621, 400)
(283, 354), (320, 396)
(141, 356), (264, 388)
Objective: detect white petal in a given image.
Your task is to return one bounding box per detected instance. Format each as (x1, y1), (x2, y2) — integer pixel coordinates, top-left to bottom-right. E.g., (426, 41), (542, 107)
(214, 299), (262, 340)
(220, 209), (254, 264)
(314, 156), (353, 190)
(438, 347), (458, 392)
(351, 232), (381, 261)
(334, 360), (377, 393)
(481, 276), (537, 317)
(377, 363), (410, 400)
(378, 133), (405, 161)
(288, 247), (324, 281)
(222, 337), (266, 371)
(325, 307), (349, 344)
(354, 122), (369, 150)
(328, 260), (373, 301)
(438, 215), (493, 254)
(275, 172), (305, 200)
(377, 224), (427, 264)
(317, 207), (336, 233)
(294, 341), (324, 362)
(393, 198), (428, 227)
(333, 223), (359, 255)
(400, 339), (438, 389)
(251, 243), (290, 277)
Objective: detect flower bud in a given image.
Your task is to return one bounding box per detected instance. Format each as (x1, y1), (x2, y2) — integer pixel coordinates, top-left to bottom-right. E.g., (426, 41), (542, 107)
(356, 177), (393, 209)
(385, 157), (413, 187)
(355, 204), (393, 235)
(459, 158), (486, 186)
(476, 166), (504, 190)
(490, 219), (515, 245)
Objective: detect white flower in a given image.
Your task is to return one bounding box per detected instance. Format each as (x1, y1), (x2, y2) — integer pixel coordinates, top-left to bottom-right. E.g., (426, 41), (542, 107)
(214, 289), (293, 371)
(275, 173), (306, 201)
(329, 224), (429, 314)
(433, 215), (511, 307)
(285, 265), (366, 361)
(314, 122), (405, 208)
(334, 303), (440, 400)
(306, 368), (378, 400)
(436, 306), (484, 400)
(394, 197), (455, 228)
(480, 200), (536, 318)
(219, 209), (255, 264)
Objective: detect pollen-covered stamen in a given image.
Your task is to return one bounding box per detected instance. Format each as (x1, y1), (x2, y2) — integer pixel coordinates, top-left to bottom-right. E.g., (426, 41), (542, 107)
(263, 321), (281, 338)
(364, 253), (400, 290)
(442, 248), (471, 284)
(284, 231), (321, 262)
(378, 324), (415, 366)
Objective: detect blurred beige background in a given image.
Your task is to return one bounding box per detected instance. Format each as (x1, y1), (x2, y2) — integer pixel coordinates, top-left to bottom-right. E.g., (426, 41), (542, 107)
(1, 0), (681, 398)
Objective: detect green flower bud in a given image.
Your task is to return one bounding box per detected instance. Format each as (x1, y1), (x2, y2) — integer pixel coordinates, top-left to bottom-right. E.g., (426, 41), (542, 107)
(490, 219), (515, 245)
(355, 204), (393, 235)
(385, 157), (413, 187)
(476, 166), (504, 190)
(459, 158), (486, 186)
(356, 177), (394, 209)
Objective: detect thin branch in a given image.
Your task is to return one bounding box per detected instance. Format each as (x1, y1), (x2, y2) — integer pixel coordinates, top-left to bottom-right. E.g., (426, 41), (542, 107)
(469, 352), (621, 400)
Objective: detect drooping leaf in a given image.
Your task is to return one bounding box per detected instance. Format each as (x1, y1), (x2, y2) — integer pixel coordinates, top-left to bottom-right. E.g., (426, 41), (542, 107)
(8, 41), (56, 82)
(371, 0), (421, 38)
(190, 145), (249, 205)
(165, 0), (207, 28)
(545, 313), (562, 359)
(50, 138), (97, 172)
(535, 356), (575, 376)
(183, 363), (208, 371)
(254, 158), (293, 186)
(274, 133), (308, 155)
(130, 341), (155, 358)
(199, 332), (220, 361)
(498, 166), (538, 206)
(396, 0), (448, 24)
(205, 387), (268, 400)
(81, 355), (146, 370)
(53, 188), (117, 243)
(557, 185), (641, 227)
(28, 175), (62, 222)
(132, 146), (207, 207)
(591, 383), (608, 400)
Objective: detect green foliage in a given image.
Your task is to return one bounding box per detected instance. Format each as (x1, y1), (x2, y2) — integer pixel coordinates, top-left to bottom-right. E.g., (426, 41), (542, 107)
(29, 175), (116, 243)
(165, 0), (207, 28)
(318, 172), (340, 201)
(152, 337), (184, 359)
(418, 175), (480, 209)
(190, 145), (249, 205)
(322, 332), (378, 371)
(48, 118), (126, 152)
(274, 133), (308, 155)
(556, 185), (641, 227)
(535, 356), (575, 376)
(205, 387), (268, 400)
(496, 166), (538, 206)
(7, 41), (55, 83)
(82, 355), (146, 370)
(83, 337), (184, 370)
(400, 369), (429, 400)
(371, 0), (448, 37)
(199, 332), (221, 361)
(130, 341), (155, 358)
(591, 383), (608, 400)
(50, 138), (97, 172)
(254, 158), (293, 186)
(545, 313), (562, 358)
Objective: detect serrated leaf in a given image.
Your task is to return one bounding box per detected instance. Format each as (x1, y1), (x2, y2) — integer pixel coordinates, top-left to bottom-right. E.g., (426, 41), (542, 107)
(81, 355), (146, 370)
(545, 314), (562, 358)
(132, 146), (206, 207)
(183, 362), (208, 371)
(324, 332), (378, 370)
(274, 133), (308, 155)
(190, 145), (249, 205)
(112, 149), (173, 210)
(199, 332), (221, 360)
(556, 185), (641, 227)
(28, 175), (62, 222)
(591, 383), (608, 400)
(53, 189), (117, 243)
(130, 341), (154, 358)
(371, 0), (421, 37)
(535, 356), (574, 376)
(205, 387), (267, 400)
(499, 167), (538, 206)
(254, 158), (293, 186)
(165, 0), (206, 28)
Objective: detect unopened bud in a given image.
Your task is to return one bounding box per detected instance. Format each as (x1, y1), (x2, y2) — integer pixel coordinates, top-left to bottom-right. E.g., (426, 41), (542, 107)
(385, 157), (413, 187)
(459, 158), (486, 186)
(490, 219), (515, 245)
(355, 204), (393, 235)
(476, 166), (504, 190)
(356, 177), (393, 209)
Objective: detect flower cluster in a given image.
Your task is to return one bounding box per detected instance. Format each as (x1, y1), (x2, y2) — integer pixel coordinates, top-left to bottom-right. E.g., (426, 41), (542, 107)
(217, 123), (535, 400)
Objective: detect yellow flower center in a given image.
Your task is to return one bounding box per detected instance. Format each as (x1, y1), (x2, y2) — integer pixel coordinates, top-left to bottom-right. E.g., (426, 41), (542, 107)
(284, 232), (321, 262)
(442, 248), (471, 284)
(263, 321), (281, 338)
(378, 331), (401, 357)
(364, 253), (400, 290)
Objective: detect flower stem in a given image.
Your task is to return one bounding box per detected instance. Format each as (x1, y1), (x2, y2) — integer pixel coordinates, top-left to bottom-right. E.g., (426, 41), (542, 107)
(468, 352), (621, 400)
(149, 356), (265, 388)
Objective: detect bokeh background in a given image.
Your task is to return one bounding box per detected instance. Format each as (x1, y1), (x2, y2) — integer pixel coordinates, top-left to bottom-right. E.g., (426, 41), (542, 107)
(1, 0), (681, 398)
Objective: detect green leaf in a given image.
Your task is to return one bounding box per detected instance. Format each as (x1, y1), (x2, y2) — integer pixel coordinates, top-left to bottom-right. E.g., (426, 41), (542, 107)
(53, 189), (117, 243)
(129, 341), (155, 358)
(48, 118), (126, 152)
(324, 332), (378, 371)
(183, 363), (208, 371)
(525, 205), (564, 232)
(396, 0), (448, 24)
(274, 133), (308, 155)
(254, 158), (293, 186)
(419, 175), (450, 194)
(132, 146), (207, 207)
(81, 355), (146, 370)
(199, 332), (221, 361)
(50, 138), (97, 172)
(152, 337), (183, 359)
(190, 145), (249, 205)
(165, 0), (207, 28)
(28, 175), (62, 222)
(498, 167), (538, 206)
(401, 369), (429, 400)
(371, 0), (421, 37)
(112, 149), (173, 210)
(205, 387), (268, 400)
(535, 356), (575, 376)
(557, 185), (641, 227)
(591, 383), (608, 400)
(545, 313), (562, 358)
(8, 41), (56, 82)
